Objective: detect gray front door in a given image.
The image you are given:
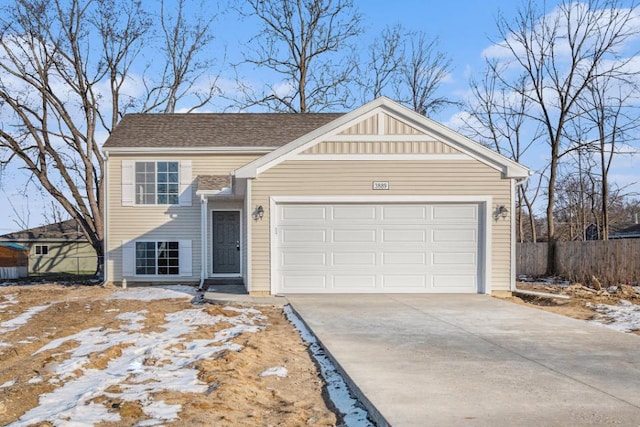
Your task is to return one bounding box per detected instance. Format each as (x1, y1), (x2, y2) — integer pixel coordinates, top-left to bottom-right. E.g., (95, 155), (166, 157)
(212, 211), (240, 274)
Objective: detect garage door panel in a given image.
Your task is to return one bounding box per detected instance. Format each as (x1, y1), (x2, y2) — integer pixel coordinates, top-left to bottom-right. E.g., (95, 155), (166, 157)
(381, 206), (427, 220)
(276, 203), (482, 294)
(332, 206), (377, 220)
(333, 229), (376, 242)
(383, 229), (427, 243)
(334, 275), (377, 288)
(281, 229), (326, 243)
(382, 275), (427, 288)
(432, 252), (476, 266)
(382, 252), (427, 265)
(432, 229), (476, 243)
(433, 205), (477, 221)
(281, 252), (326, 267)
(433, 274), (476, 289)
(281, 275), (326, 290)
(281, 206), (327, 220)
(333, 252), (376, 265)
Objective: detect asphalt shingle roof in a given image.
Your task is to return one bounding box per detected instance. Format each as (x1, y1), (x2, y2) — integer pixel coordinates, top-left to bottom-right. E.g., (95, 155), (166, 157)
(197, 175), (231, 191)
(0, 219), (86, 241)
(103, 113), (344, 149)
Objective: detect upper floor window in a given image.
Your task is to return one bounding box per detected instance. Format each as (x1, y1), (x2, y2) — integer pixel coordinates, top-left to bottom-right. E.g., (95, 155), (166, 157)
(135, 161), (179, 205)
(121, 159), (191, 207)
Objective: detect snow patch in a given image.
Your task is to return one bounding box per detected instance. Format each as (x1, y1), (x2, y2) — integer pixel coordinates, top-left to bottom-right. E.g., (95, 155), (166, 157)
(109, 287), (196, 301)
(0, 304), (50, 333)
(260, 366), (288, 378)
(12, 306), (266, 426)
(1, 379), (15, 388)
(0, 294), (18, 310)
(284, 305), (372, 426)
(588, 300), (640, 333)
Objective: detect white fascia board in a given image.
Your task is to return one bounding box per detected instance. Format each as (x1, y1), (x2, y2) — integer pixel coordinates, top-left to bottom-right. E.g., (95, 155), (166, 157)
(103, 146), (277, 155)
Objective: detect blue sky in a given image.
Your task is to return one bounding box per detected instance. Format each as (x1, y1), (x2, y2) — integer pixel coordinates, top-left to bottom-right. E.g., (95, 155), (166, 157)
(0, 0), (638, 233)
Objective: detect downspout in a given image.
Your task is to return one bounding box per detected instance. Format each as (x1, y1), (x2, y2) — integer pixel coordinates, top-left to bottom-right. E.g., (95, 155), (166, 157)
(102, 151), (110, 287)
(198, 194), (208, 290)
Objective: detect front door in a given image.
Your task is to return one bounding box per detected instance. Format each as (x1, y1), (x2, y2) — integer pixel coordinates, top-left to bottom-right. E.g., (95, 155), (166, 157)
(212, 211), (240, 274)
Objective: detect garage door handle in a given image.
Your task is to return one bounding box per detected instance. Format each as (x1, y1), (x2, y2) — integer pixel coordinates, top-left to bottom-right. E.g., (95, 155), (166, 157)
(236, 241), (240, 251)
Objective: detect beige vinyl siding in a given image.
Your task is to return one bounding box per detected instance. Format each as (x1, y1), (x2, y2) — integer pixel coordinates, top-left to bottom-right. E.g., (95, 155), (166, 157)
(302, 140), (461, 155)
(250, 159), (512, 292)
(28, 242), (97, 275)
(386, 114), (423, 135)
(339, 114), (378, 135)
(337, 113), (425, 136)
(107, 153), (259, 282)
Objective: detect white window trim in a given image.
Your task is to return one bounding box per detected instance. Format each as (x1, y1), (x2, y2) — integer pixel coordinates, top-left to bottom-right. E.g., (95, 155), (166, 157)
(123, 239), (192, 278)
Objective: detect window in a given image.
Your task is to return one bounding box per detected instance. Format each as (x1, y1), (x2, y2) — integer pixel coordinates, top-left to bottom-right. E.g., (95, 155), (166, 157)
(135, 161), (179, 205)
(35, 245), (49, 255)
(135, 241), (179, 275)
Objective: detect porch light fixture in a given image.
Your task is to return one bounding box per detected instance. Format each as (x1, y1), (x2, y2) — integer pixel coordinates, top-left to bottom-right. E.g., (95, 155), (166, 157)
(495, 205), (508, 220)
(253, 205), (264, 221)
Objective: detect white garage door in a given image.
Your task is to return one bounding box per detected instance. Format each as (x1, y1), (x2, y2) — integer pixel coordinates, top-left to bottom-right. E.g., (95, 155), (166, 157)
(274, 203), (483, 293)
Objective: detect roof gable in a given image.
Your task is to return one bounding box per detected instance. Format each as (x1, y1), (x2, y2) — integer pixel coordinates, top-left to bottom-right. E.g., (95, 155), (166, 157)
(234, 97), (530, 179)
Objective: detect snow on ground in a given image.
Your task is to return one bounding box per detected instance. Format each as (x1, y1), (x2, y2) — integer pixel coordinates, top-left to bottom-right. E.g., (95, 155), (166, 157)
(0, 304), (50, 348)
(587, 300), (640, 333)
(0, 294), (18, 310)
(10, 306), (266, 427)
(283, 305), (373, 427)
(109, 285), (200, 301)
(260, 366), (288, 378)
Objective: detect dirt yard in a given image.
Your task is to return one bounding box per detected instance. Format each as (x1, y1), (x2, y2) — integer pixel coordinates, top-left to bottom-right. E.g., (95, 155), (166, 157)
(500, 279), (640, 335)
(0, 283), (338, 426)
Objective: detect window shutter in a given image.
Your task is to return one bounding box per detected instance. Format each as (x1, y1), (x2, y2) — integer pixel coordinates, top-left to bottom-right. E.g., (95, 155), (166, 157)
(179, 160), (192, 206)
(122, 240), (135, 277)
(121, 160), (135, 206)
(179, 240), (192, 277)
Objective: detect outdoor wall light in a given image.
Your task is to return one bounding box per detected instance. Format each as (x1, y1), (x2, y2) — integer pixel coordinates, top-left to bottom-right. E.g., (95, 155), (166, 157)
(252, 205), (264, 221)
(495, 205), (508, 220)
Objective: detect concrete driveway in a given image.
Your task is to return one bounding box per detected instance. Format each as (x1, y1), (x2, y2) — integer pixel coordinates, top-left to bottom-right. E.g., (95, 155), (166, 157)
(286, 294), (640, 426)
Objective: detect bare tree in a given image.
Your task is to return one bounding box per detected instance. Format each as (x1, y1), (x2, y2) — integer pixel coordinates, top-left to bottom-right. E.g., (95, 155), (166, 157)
(0, 0), (221, 274)
(463, 61), (543, 241)
(356, 24), (405, 102)
(141, 0), (219, 113)
(575, 76), (640, 239)
(398, 32), (455, 116)
(236, 0), (362, 112)
(492, 0), (640, 272)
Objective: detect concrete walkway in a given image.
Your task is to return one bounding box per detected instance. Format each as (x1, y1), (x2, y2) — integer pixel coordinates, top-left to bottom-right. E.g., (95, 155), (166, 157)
(286, 294), (640, 427)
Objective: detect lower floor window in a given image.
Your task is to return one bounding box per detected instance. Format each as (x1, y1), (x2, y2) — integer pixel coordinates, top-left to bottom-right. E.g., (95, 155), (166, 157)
(135, 241), (179, 275)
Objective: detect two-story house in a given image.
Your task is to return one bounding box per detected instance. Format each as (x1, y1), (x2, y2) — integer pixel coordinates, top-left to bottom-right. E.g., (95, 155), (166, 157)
(103, 97), (529, 295)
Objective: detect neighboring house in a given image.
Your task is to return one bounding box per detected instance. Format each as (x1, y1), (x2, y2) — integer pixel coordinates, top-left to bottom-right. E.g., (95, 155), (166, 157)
(103, 97), (530, 295)
(0, 219), (98, 275)
(610, 223), (640, 239)
(0, 242), (29, 279)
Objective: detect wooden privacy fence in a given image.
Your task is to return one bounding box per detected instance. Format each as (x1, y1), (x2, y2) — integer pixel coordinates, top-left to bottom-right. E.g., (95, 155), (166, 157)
(517, 240), (640, 285)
